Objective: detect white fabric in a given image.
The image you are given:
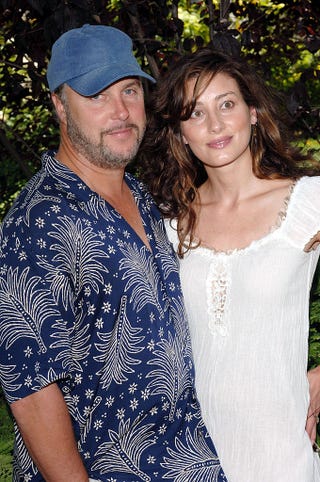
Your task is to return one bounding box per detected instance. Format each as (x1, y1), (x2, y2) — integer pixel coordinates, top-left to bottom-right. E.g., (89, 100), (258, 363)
(165, 176), (320, 482)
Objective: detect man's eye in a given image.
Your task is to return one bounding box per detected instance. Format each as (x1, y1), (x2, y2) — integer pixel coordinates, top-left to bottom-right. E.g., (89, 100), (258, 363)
(90, 94), (102, 100)
(124, 88), (137, 95)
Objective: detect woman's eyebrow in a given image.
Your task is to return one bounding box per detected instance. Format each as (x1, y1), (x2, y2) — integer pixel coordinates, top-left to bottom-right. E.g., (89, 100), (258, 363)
(215, 91), (237, 100)
(193, 91), (237, 105)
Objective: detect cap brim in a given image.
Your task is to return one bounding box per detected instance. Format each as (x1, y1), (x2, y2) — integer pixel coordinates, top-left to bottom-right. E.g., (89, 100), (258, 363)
(66, 63), (156, 96)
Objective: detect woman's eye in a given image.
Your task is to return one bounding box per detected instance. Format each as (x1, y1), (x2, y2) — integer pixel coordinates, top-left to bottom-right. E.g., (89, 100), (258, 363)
(222, 100), (234, 109)
(190, 110), (203, 119)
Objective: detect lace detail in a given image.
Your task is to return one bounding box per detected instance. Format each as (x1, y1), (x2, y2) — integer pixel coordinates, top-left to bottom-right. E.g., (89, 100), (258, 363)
(270, 179), (297, 232)
(206, 257), (230, 336)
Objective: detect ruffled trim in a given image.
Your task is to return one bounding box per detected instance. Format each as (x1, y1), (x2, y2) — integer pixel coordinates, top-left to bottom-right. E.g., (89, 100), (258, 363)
(270, 179), (296, 231)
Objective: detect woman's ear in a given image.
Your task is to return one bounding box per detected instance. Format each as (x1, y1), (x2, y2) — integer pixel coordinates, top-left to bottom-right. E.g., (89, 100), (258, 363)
(250, 107), (258, 125)
(182, 134), (188, 145)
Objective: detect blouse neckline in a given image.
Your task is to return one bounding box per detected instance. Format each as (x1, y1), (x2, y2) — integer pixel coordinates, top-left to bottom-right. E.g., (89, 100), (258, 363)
(191, 177), (302, 257)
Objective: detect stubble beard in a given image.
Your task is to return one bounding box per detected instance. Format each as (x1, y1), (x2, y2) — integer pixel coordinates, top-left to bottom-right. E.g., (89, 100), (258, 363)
(65, 105), (145, 169)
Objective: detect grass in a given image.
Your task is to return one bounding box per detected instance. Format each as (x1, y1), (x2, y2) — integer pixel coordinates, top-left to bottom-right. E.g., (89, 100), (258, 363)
(0, 394), (13, 480)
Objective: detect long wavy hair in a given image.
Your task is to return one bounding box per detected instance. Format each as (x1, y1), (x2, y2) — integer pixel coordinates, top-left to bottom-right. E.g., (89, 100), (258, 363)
(138, 48), (318, 257)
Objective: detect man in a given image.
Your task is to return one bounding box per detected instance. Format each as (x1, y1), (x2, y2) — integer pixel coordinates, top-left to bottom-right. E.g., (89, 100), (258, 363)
(0, 25), (226, 481)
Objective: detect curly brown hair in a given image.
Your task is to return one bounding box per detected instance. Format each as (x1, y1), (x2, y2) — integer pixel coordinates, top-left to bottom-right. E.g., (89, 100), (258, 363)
(138, 48), (318, 257)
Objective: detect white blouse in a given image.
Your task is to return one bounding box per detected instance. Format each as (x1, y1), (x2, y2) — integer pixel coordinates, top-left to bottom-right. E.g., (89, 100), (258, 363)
(166, 176), (320, 482)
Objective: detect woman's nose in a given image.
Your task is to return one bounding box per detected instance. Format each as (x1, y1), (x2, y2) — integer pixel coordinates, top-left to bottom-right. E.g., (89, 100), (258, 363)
(208, 111), (224, 132)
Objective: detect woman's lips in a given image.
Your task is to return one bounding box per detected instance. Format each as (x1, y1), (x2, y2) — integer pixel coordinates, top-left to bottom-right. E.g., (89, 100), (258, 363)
(207, 136), (232, 149)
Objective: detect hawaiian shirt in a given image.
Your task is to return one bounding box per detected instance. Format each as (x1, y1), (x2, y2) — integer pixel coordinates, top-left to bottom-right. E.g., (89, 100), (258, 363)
(0, 151), (226, 482)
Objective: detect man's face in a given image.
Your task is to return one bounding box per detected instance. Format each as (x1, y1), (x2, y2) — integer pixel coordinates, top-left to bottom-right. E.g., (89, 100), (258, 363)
(57, 78), (146, 169)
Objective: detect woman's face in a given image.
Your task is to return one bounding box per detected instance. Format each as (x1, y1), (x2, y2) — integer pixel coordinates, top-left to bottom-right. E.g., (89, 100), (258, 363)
(180, 72), (257, 171)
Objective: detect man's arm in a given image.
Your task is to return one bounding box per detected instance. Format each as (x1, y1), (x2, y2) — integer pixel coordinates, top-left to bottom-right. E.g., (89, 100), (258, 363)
(11, 382), (88, 482)
(306, 365), (320, 443)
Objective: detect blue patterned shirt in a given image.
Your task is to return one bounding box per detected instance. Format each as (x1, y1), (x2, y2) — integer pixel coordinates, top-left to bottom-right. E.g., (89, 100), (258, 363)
(0, 152), (226, 482)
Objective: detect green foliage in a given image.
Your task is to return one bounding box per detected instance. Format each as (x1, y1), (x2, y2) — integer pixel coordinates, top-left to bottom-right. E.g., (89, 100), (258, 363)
(0, 99), (58, 217)
(0, 0), (319, 218)
(310, 265), (320, 369)
(0, 449), (13, 482)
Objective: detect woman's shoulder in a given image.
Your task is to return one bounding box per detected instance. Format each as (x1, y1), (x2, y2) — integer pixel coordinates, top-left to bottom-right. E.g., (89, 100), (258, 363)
(283, 175), (320, 247)
(291, 175), (320, 209)
(297, 174), (320, 188)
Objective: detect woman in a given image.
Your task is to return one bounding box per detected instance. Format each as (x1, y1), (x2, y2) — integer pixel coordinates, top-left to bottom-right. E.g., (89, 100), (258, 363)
(139, 49), (320, 481)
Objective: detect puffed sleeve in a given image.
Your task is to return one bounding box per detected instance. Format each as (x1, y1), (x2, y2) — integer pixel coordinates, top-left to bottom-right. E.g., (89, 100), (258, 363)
(282, 176), (320, 249)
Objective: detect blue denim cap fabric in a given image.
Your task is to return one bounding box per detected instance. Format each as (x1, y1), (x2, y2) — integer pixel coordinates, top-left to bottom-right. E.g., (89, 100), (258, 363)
(47, 24), (155, 95)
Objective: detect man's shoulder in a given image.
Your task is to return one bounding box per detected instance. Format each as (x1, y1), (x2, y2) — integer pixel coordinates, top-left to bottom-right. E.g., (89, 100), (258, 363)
(125, 171), (147, 192)
(125, 171), (156, 206)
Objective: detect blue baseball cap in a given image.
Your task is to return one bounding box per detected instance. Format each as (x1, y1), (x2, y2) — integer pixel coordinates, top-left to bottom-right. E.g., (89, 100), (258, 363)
(47, 24), (155, 95)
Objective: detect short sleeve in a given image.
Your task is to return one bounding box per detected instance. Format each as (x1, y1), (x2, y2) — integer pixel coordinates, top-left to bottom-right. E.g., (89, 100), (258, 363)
(0, 211), (73, 403)
(282, 176), (320, 249)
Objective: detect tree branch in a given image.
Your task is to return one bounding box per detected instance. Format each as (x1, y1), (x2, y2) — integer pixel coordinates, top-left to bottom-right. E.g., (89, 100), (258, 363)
(123, 1), (160, 79)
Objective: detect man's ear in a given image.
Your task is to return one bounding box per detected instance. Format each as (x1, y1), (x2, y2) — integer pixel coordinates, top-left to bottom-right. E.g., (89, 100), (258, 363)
(51, 93), (67, 124)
